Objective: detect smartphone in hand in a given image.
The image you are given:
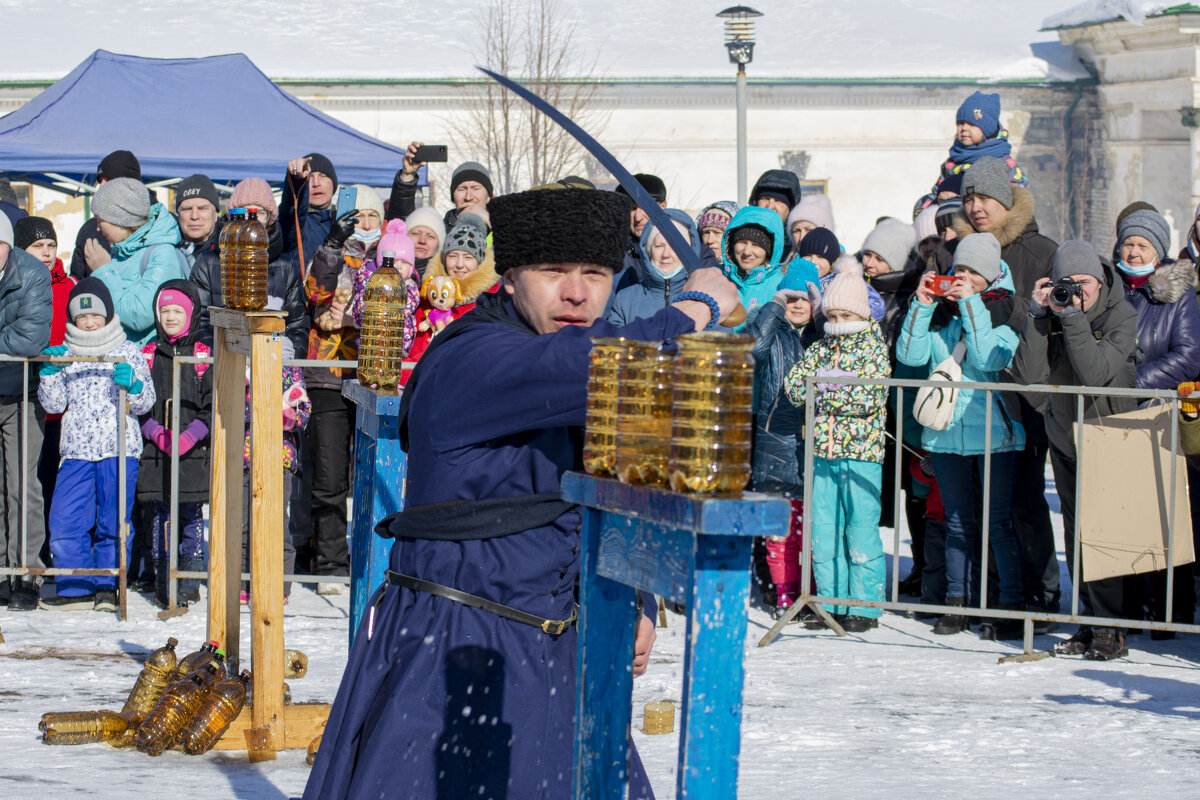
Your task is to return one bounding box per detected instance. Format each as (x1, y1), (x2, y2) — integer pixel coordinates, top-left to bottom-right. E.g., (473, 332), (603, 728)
(412, 144), (449, 163)
(335, 185), (358, 217)
(929, 275), (956, 296)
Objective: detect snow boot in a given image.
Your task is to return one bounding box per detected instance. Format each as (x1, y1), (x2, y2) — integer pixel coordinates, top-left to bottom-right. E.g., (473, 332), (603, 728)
(1053, 626), (1093, 656)
(842, 615), (879, 633)
(178, 557), (205, 604)
(1083, 629), (1128, 661)
(898, 569), (922, 597)
(979, 602), (1023, 641)
(932, 596), (968, 635)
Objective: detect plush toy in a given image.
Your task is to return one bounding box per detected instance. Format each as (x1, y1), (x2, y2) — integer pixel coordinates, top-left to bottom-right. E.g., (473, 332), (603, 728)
(419, 275), (463, 335)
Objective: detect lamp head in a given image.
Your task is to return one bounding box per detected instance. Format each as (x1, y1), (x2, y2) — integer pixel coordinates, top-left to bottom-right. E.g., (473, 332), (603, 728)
(717, 6), (763, 66)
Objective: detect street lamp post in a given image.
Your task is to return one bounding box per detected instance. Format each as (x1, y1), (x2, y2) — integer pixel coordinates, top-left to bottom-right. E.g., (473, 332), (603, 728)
(717, 6), (762, 206)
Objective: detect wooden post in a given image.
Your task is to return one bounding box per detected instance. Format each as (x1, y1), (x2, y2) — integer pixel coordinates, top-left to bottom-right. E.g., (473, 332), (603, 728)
(561, 473), (789, 800)
(205, 308), (328, 752)
(343, 379), (405, 645)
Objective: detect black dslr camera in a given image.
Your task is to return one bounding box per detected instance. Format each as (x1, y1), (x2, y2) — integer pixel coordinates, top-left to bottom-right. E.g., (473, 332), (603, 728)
(1050, 277), (1083, 307)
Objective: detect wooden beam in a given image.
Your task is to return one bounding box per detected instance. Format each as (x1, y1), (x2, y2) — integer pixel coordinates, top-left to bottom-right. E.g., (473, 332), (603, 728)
(209, 703), (331, 751)
(209, 307), (286, 335)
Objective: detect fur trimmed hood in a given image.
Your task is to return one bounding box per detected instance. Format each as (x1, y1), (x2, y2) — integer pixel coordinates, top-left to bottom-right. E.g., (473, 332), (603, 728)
(952, 185), (1036, 249)
(1144, 258), (1197, 305)
(424, 248), (500, 304)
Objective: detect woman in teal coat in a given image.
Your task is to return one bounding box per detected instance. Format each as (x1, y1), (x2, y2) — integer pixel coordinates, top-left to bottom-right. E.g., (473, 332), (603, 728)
(896, 233), (1025, 639)
(88, 177), (188, 346)
(720, 205), (785, 328)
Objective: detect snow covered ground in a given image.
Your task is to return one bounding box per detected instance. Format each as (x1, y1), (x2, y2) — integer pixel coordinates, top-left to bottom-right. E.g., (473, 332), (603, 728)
(2, 516), (1199, 798)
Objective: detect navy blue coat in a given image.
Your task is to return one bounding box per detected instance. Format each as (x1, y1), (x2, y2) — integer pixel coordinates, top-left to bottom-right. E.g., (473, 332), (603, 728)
(305, 295), (694, 800)
(1124, 259), (1200, 390)
(279, 170), (333, 268)
(747, 301), (815, 496)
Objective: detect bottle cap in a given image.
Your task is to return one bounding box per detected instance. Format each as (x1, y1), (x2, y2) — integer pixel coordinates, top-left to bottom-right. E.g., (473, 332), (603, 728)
(166, 637), (178, 648)
(382, 251), (395, 259)
(215, 648), (227, 658)
(207, 640), (221, 648)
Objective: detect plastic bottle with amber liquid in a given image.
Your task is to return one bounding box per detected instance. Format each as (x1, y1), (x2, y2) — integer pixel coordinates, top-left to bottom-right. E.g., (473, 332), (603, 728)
(171, 640), (222, 684)
(356, 251), (409, 394)
(120, 637), (179, 720)
(134, 662), (221, 756)
(583, 338), (628, 478)
(615, 340), (674, 486)
(218, 209), (247, 308)
(40, 710), (132, 746)
(177, 670), (252, 755)
(229, 209), (269, 310)
(668, 331), (755, 494)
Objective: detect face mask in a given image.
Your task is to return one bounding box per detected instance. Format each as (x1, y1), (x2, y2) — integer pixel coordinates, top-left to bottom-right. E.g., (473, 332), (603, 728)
(653, 262), (686, 280)
(1117, 259), (1155, 277)
(351, 227), (382, 244)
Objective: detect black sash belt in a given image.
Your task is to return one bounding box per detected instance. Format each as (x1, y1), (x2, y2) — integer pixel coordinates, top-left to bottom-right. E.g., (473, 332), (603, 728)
(386, 569), (577, 636)
(375, 493), (577, 542)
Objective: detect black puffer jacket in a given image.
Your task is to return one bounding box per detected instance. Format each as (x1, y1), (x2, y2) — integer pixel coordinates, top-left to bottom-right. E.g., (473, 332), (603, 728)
(136, 280), (213, 504)
(1122, 259), (1200, 390)
(1012, 261), (1139, 458)
(747, 300), (818, 496)
(189, 219), (310, 357)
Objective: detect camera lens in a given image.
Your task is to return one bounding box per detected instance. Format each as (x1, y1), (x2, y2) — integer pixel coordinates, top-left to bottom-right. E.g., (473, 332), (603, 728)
(1050, 285), (1071, 306)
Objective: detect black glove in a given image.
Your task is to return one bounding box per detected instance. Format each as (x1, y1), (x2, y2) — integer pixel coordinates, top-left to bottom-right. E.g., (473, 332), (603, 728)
(324, 209), (359, 249)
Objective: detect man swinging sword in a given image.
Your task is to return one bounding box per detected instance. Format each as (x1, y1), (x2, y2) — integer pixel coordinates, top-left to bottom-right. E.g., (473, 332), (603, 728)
(305, 186), (741, 800)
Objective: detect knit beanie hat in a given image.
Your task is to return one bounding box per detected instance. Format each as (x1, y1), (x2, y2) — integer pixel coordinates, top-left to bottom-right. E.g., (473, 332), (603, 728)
(615, 173), (667, 204)
(306, 153), (337, 188)
(777, 258), (821, 297)
(787, 194), (835, 234)
(68, 277), (115, 323)
(1115, 201), (1158, 234)
(229, 178), (278, 227)
(96, 149), (141, 182)
(1052, 239), (1104, 283)
(488, 188), (630, 273)
(821, 257), (872, 320)
(91, 177), (150, 228)
(450, 161), (494, 198)
(1117, 208), (1170, 260)
(14, 216), (56, 250)
(405, 207), (447, 250)
(952, 233), (1003, 284)
(174, 174), (220, 213)
(961, 156), (1013, 210)
(443, 212), (488, 263)
(957, 90), (1002, 138)
(935, 198), (963, 234)
(939, 172), (964, 197)
(696, 202), (735, 233)
(728, 223), (774, 263)
(157, 287), (195, 324)
(862, 218), (917, 273)
(349, 185), (385, 221)
(913, 205), (939, 243)
(378, 218), (416, 269)
(797, 227), (840, 264)
(0, 213), (12, 249)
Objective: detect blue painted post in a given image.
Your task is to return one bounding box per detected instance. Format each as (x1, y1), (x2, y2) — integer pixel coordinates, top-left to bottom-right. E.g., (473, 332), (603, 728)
(343, 379), (406, 646)
(562, 472), (789, 800)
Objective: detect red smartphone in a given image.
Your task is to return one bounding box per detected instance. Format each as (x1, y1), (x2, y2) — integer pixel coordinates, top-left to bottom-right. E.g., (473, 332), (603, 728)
(929, 275), (956, 296)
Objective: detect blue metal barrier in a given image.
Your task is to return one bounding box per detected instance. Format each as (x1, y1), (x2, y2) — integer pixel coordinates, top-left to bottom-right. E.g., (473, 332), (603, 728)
(561, 472), (790, 800)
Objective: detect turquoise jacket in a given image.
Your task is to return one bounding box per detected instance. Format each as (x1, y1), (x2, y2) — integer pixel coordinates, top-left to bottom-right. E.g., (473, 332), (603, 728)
(93, 203), (187, 346)
(895, 261), (1025, 456)
(720, 206), (786, 330)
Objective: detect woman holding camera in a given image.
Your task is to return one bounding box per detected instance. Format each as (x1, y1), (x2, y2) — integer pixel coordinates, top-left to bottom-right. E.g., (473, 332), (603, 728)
(1013, 240), (1139, 660)
(1114, 209), (1200, 634)
(897, 233), (1025, 638)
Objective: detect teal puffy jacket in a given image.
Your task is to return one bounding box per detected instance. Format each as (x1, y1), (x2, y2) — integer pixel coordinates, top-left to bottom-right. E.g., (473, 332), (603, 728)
(720, 206), (786, 330)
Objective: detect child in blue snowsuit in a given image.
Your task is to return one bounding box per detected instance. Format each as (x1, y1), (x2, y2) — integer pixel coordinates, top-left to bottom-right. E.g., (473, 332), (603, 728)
(37, 278), (154, 610)
(783, 260), (890, 633)
(930, 91), (1026, 200)
(136, 281), (212, 609)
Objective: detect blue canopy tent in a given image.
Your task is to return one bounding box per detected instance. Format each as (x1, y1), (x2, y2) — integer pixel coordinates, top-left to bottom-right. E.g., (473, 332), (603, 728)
(0, 50), (409, 194)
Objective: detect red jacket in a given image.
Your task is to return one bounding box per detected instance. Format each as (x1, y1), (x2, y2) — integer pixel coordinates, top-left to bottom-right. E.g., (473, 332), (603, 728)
(49, 258), (76, 347)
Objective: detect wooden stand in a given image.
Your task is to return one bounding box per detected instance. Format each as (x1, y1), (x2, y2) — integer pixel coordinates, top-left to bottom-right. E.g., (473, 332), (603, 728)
(206, 308), (328, 752)
(561, 473), (789, 800)
(343, 379), (405, 646)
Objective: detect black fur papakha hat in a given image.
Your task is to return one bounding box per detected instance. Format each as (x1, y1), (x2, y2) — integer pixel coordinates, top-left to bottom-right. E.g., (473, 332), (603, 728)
(488, 188), (632, 273)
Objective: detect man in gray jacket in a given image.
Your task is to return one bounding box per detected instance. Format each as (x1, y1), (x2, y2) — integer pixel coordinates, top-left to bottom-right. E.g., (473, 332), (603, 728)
(0, 213), (53, 610)
(1012, 239), (1138, 660)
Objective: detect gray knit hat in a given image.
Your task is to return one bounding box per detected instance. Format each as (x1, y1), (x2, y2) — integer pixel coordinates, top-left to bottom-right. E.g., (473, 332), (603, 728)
(443, 212), (488, 263)
(1052, 239), (1104, 282)
(91, 177), (150, 228)
(450, 161), (494, 198)
(952, 233), (1003, 284)
(1117, 208), (1170, 261)
(861, 218), (917, 273)
(961, 156), (1013, 210)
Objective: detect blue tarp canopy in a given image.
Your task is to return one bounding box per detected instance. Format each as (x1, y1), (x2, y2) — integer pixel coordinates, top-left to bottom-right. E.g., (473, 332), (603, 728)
(0, 50), (407, 192)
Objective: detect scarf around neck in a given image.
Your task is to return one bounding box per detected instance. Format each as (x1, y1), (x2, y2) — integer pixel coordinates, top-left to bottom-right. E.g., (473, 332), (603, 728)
(65, 315), (126, 356)
(948, 133), (1013, 167)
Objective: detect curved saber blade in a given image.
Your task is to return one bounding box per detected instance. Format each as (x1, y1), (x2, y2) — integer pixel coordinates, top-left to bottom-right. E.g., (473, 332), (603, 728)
(478, 67), (701, 274)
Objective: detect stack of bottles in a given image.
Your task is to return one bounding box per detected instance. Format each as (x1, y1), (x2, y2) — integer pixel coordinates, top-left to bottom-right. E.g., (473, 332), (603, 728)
(585, 331), (755, 495)
(219, 207), (269, 311)
(37, 638), (307, 757)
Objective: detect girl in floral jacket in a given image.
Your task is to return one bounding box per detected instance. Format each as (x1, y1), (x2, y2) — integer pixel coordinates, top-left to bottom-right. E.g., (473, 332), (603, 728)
(784, 260), (890, 633)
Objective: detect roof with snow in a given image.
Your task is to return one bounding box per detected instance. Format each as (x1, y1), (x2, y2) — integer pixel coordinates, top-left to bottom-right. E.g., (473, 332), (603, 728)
(1043, 2), (1200, 31)
(0, 1), (1094, 85)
